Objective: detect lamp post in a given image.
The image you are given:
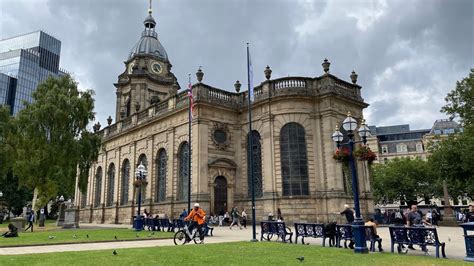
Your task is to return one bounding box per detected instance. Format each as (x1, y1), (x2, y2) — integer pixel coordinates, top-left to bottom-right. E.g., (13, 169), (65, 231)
(134, 162), (148, 231)
(332, 112), (370, 254)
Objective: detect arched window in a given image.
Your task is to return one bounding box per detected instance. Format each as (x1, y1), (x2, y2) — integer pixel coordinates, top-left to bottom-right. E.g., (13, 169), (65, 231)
(247, 130), (263, 198)
(137, 154), (148, 203)
(155, 149), (167, 202)
(120, 159), (130, 205)
(94, 167), (102, 208)
(178, 142), (189, 201)
(106, 163), (115, 206)
(80, 190), (87, 208)
(280, 122), (309, 196)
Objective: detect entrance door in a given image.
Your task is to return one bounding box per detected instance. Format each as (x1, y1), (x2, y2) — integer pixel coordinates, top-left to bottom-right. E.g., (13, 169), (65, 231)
(214, 176), (228, 214)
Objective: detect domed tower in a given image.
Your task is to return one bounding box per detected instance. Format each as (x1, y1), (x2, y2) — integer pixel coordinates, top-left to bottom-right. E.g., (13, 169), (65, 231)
(114, 3), (179, 121)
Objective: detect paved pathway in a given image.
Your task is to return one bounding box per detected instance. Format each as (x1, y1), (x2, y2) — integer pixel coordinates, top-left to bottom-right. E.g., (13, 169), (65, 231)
(0, 224), (467, 261)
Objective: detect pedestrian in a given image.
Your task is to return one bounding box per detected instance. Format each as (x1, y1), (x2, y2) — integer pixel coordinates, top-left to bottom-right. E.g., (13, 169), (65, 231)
(218, 209), (224, 226)
(25, 211), (35, 232)
(277, 208), (283, 221)
(224, 211), (230, 225)
(184, 203), (206, 244)
(241, 209), (248, 229)
(406, 204), (431, 252)
(340, 204), (354, 249)
(465, 204), (474, 223)
(426, 211), (432, 224)
(229, 207), (242, 229)
(179, 209), (188, 220)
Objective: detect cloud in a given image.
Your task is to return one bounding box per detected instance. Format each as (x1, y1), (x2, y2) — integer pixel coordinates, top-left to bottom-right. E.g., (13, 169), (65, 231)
(0, 0), (472, 130)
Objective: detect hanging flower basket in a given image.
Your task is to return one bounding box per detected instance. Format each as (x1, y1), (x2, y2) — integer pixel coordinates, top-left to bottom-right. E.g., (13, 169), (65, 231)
(333, 147), (350, 163)
(354, 145), (377, 164)
(133, 179), (148, 187)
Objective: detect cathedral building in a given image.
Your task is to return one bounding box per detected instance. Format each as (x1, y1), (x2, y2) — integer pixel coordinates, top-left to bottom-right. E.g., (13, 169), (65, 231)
(74, 7), (374, 224)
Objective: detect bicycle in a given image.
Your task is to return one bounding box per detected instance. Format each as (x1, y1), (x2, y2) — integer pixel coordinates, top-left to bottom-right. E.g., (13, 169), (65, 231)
(173, 222), (202, 245)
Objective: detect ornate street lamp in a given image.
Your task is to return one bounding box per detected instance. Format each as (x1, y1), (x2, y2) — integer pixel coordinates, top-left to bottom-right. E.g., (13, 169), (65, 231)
(332, 112), (371, 254)
(134, 162), (148, 231)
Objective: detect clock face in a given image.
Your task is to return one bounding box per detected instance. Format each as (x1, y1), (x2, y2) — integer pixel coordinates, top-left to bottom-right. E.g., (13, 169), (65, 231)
(128, 62), (135, 74)
(151, 62), (162, 74)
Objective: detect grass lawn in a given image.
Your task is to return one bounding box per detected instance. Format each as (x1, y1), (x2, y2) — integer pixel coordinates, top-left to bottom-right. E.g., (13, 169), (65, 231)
(0, 227), (173, 247)
(1, 242), (468, 266)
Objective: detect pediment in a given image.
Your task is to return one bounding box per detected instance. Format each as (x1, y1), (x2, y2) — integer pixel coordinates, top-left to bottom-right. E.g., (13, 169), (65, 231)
(208, 158), (237, 169)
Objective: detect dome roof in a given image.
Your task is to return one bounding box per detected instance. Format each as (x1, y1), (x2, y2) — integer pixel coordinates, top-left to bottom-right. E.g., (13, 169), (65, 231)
(128, 11), (168, 61)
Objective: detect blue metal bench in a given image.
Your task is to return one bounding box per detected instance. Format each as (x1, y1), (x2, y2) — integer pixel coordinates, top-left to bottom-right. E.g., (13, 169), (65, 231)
(336, 224), (383, 252)
(294, 223), (328, 246)
(260, 221), (293, 243)
(389, 226), (446, 258)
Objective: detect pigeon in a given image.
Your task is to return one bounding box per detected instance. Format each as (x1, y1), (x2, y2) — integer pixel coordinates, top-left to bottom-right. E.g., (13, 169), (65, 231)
(86, 234), (89, 238)
(48, 236), (56, 239)
(296, 256), (304, 262)
(114, 236), (118, 240)
(113, 250), (117, 256)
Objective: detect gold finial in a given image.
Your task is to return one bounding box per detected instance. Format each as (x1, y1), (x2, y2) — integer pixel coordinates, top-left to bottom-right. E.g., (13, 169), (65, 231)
(148, 0), (152, 14)
(347, 111), (352, 117)
(335, 124), (339, 131)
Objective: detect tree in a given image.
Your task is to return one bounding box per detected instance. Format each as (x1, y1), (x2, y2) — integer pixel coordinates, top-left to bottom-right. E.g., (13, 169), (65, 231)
(0, 170), (32, 216)
(11, 75), (101, 209)
(428, 127), (474, 201)
(0, 105), (13, 177)
(441, 69), (474, 126)
(371, 157), (438, 206)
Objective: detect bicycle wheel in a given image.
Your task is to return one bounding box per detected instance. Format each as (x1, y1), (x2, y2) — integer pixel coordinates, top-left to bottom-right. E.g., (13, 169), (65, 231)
(174, 230), (187, 245)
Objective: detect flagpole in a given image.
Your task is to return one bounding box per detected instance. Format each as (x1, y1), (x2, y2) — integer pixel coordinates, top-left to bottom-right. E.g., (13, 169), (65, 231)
(247, 43), (257, 242)
(187, 74), (192, 212)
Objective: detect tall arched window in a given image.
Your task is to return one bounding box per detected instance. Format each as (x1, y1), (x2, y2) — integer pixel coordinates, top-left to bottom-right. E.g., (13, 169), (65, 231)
(120, 159), (130, 205)
(94, 167), (102, 208)
(178, 142), (189, 201)
(155, 149), (167, 202)
(137, 154), (148, 203)
(106, 163), (115, 206)
(247, 130), (263, 198)
(80, 190), (87, 208)
(280, 122), (309, 196)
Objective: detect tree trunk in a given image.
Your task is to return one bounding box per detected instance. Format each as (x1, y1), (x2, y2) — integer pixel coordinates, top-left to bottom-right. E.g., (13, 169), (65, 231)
(31, 187), (39, 212)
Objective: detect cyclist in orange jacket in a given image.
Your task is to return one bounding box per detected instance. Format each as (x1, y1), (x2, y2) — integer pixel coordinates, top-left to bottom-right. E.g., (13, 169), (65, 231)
(184, 203), (206, 243)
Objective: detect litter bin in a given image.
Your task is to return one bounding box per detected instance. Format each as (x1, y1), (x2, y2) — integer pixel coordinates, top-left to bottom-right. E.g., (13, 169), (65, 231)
(460, 222), (474, 262)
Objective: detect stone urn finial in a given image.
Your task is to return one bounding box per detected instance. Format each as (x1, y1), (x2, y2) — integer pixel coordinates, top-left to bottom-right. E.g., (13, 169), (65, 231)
(350, 70), (358, 84)
(234, 80), (241, 93)
(93, 122), (101, 132)
(120, 108), (126, 119)
(322, 58), (330, 74)
(107, 115), (113, 126)
(264, 65), (272, 80)
(196, 66), (204, 83)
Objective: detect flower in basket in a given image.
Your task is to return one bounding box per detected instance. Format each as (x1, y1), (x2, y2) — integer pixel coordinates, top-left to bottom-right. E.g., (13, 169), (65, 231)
(133, 179), (149, 187)
(333, 147), (350, 163)
(354, 145), (377, 164)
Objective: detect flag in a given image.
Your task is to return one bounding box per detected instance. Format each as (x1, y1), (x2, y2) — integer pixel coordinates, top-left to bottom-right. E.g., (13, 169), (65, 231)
(188, 75), (194, 118)
(247, 45), (254, 101)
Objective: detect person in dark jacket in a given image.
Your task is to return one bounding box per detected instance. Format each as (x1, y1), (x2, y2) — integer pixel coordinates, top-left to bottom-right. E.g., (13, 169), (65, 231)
(340, 204), (354, 223)
(2, 223), (18, 238)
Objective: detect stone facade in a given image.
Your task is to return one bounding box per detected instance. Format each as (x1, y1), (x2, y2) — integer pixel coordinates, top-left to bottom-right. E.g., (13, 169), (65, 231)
(74, 7), (374, 224)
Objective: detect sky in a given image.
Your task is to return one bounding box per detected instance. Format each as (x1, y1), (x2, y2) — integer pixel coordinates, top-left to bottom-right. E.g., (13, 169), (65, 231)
(0, 0), (472, 130)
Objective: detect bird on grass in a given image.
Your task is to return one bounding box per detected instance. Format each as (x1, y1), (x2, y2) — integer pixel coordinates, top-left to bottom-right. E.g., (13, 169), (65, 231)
(152, 232), (155, 235)
(113, 250), (117, 256)
(114, 236), (118, 240)
(296, 256), (304, 262)
(86, 234), (89, 239)
(48, 236), (56, 239)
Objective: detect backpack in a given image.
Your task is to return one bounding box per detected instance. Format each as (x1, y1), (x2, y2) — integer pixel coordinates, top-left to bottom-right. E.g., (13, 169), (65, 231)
(394, 211), (403, 220)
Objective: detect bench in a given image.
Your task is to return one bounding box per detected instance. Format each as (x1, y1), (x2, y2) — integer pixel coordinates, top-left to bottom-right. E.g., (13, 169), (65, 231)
(173, 219), (185, 232)
(260, 221), (293, 243)
(203, 223), (214, 236)
(389, 226), (446, 258)
(294, 223), (328, 246)
(336, 224), (383, 252)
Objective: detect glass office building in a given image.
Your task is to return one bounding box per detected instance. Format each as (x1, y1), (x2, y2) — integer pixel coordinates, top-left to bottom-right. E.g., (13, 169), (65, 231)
(0, 31), (64, 115)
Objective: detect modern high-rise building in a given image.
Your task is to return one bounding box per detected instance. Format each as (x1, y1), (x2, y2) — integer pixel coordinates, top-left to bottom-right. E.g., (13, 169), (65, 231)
(0, 30), (64, 115)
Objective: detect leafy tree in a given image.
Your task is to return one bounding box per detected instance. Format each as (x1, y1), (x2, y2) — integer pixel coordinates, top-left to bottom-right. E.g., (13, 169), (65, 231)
(371, 157), (438, 206)
(441, 69), (474, 126)
(0, 170), (32, 216)
(428, 127), (474, 201)
(0, 105), (13, 177)
(11, 75), (101, 209)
